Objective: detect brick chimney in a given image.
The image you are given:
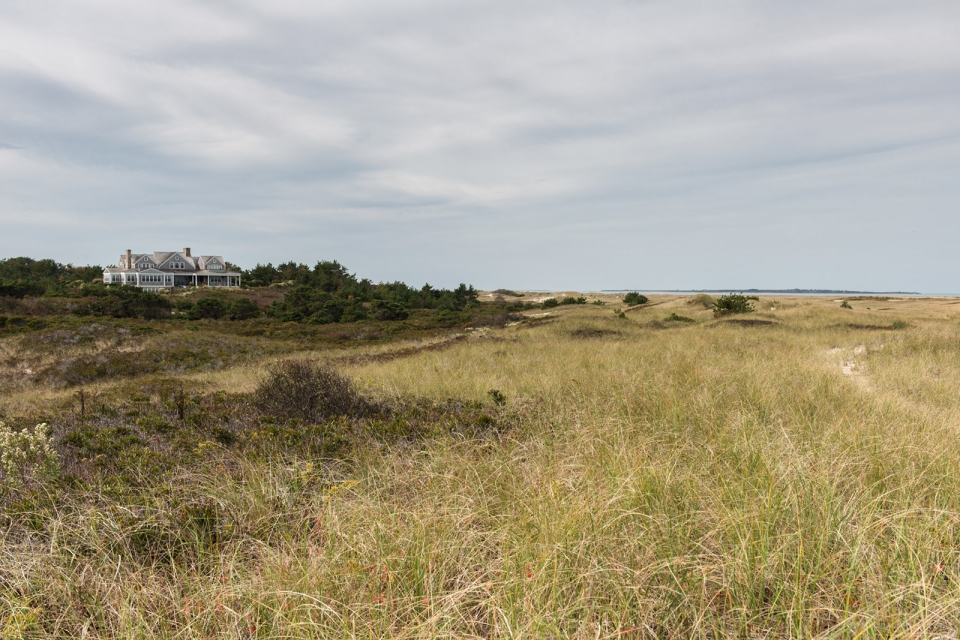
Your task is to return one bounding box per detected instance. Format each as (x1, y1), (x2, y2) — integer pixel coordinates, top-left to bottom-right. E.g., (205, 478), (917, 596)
(183, 247), (191, 257)
(126, 249), (132, 269)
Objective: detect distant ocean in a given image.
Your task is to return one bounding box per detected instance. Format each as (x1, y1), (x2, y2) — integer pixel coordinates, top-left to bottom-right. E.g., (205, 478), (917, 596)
(597, 290), (949, 297)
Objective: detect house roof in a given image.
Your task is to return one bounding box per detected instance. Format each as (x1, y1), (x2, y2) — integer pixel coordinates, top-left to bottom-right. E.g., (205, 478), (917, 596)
(111, 250), (230, 272)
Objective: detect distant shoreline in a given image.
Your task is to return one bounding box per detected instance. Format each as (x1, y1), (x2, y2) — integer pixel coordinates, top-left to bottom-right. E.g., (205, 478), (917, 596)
(600, 289), (923, 296)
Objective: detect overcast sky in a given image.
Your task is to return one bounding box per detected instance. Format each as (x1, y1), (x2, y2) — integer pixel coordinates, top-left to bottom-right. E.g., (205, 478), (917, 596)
(1, 1), (958, 291)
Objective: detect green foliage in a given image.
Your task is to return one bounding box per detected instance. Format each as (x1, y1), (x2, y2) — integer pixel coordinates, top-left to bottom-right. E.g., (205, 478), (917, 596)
(540, 296), (586, 309)
(622, 292), (648, 306)
(713, 293), (759, 316)
(226, 298), (261, 320)
(372, 300), (408, 321)
(257, 261), (477, 324)
(487, 389), (506, 406)
(666, 313), (696, 323)
(195, 297), (226, 320)
(0, 256), (102, 298)
(0, 280), (45, 298)
(339, 302), (367, 323)
(173, 299), (195, 311)
(73, 286), (172, 320)
(891, 320), (909, 330)
(841, 300), (852, 309)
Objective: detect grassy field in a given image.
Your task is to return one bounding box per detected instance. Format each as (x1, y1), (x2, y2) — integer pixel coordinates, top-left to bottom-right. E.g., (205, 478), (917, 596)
(3, 293), (960, 638)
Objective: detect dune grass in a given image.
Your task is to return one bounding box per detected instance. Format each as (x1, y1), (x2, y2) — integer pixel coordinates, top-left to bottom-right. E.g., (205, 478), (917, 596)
(4, 296), (960, 637)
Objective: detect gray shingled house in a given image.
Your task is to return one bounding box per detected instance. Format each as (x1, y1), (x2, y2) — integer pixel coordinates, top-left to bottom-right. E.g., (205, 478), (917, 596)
(102, 248), (241, 292)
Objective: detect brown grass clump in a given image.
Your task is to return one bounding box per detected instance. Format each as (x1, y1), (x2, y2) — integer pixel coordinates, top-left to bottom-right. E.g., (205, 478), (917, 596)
(254, 359), (371, 422)
(687, 292), (715, 308)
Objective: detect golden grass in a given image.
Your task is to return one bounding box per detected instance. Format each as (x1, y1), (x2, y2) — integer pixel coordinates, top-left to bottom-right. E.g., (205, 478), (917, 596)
(7, 296), (960, 637)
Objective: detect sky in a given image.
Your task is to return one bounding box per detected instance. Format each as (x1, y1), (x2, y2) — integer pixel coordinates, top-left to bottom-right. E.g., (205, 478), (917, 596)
(1, 1), (958, 292)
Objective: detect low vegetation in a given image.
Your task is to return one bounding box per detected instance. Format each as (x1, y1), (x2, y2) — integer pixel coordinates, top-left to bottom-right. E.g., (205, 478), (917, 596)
(3, 288), (960, 637)
(622, 291), (648, 305)
(713, 292), (759, 315)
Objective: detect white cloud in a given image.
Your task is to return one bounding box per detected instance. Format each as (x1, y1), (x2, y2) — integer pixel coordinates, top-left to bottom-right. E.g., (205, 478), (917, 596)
(0, 0), (958, 289)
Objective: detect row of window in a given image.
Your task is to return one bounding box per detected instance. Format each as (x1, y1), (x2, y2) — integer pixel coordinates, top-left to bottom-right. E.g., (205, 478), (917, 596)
(123, 259), (228, 271)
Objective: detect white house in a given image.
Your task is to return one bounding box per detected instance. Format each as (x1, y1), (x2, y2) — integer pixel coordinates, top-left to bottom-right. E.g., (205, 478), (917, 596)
(102, 248), (241, 292)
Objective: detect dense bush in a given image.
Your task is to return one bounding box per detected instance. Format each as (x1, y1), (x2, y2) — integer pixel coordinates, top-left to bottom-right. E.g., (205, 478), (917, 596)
(3, 255), (479, 327)
(254, 360), (370, 422)
(372, 300), (408, 321)
(73, 286), (172, 319)
(623, 292), (649, 306)
(195, 297), (227, 319)
(0, 257), (102, 298)
(713, 293), (759, 315)
(0, 280), (45, 298)
(173, 299), (195, 312)
(543, 296), (587, 309)
(227, 298), (261, 320)
(251, 260), (477, 324)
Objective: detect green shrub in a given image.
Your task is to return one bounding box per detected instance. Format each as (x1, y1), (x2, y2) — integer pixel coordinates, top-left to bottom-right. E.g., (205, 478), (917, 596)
(339, 303), (367, 323)
(840, 301), (852, 309)
(560, 296), (587, 305)
(542, 298), (559, 309)
(666, 313), (695, 323)
(226, 298), (261, 320)
(0, 280), (45, 298)
(73, 286), (172, 319)
(372, 301), (408, 321)
(195, 297), (226, 319)
(622, 292), (648, 306)
(78, 283), (110, 297)
(713, 293), (759, 316)
(487, 389), (506, 406)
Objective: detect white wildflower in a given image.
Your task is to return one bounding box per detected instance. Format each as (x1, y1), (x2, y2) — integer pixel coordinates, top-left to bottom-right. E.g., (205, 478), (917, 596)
(0, 421), (59, 492)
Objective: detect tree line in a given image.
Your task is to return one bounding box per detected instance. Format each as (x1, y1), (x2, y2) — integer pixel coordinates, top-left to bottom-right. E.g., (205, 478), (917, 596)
(1, 257), (478, 324)
(0, 257), (102, 298)
(246, 260), (478, 323)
